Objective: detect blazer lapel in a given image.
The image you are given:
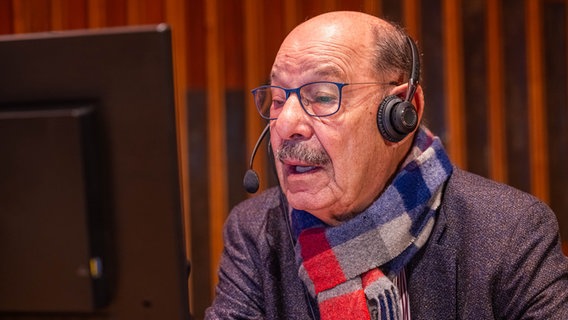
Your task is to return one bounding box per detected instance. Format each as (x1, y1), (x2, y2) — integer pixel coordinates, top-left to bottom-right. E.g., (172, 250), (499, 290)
(407, 209), (458, 319)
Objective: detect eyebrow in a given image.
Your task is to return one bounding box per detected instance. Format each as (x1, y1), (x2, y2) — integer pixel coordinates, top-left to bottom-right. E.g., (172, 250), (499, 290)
(270, 63), (345, 84)
(312, 64), (344, 78)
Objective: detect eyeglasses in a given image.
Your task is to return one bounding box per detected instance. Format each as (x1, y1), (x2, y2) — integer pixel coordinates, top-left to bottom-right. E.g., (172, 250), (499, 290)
(251, 81), (393, 120)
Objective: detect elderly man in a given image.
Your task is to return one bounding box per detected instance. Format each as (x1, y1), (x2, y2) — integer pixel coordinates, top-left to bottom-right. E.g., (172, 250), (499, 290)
(206, 11), (568, 320)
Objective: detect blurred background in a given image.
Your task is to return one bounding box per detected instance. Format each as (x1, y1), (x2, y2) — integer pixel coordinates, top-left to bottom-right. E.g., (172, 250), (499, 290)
(1, 0), (567, 318)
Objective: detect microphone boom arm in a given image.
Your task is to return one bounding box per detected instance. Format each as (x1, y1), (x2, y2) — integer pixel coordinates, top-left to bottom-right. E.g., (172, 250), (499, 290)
(243, 123), (271, 193)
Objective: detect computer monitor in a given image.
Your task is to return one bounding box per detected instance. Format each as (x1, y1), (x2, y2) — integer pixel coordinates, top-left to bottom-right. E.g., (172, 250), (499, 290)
(0, 25), (190, 319)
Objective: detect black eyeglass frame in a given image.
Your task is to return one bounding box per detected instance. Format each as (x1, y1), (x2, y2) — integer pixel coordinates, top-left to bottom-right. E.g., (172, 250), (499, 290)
(251, 81), (393, 120)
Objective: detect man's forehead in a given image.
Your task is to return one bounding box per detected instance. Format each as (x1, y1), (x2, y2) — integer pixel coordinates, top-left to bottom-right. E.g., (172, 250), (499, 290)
(270, 63), (345, 84)
(270, 21), (377, 84)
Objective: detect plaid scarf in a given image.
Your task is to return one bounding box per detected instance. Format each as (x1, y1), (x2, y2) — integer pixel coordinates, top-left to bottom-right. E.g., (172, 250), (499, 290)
(291, 127), (453, 320)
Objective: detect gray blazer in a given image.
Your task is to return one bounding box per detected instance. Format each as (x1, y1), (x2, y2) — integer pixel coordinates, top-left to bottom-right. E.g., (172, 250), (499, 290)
(206, 168), (568, 319)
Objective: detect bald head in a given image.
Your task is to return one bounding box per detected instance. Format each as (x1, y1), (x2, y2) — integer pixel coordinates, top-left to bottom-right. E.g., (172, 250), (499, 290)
(286, 11), (381, 41)
(274, 11), (414, 85)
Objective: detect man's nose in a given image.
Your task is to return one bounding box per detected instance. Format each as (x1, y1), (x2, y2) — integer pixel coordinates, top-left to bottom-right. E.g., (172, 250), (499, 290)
(273, 92), (312, 140)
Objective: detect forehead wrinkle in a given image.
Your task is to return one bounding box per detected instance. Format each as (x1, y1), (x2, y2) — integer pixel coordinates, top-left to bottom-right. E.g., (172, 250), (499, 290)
(271, 44), (361, 85)
(313, 63), (344, 79)
(300, 41), (361, 71)
(271, 63), (344, 87)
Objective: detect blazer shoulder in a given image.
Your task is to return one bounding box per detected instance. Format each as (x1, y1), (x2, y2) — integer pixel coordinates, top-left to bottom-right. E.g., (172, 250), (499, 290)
(230, 187), (281, 219)
(223, 187), (282, 238)
(444, 167), (549, 215)
(438, 167), (557, 248)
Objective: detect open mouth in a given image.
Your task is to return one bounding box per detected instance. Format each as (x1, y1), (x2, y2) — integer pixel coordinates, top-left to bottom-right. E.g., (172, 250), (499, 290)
(294, 165), (317, 173)
(288, 164), (320, 174)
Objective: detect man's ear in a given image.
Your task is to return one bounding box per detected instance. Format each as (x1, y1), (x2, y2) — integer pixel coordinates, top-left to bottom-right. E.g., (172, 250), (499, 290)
(412, 84), (424, 125)
(388, 82), (408, 98)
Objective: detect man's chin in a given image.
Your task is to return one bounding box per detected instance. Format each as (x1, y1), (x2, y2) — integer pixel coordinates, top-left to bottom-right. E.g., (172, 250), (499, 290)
(285, 190), (323, 212)
(286, 193), (330, 220)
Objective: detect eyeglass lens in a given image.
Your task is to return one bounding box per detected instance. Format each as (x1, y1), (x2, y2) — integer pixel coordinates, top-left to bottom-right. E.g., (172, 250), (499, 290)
(253, 82), (341, 119)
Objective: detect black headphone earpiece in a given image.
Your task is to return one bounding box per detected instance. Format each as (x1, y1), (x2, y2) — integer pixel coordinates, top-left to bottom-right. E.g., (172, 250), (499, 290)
(377, 36), (420, 143)
(377, 95), (418, 142)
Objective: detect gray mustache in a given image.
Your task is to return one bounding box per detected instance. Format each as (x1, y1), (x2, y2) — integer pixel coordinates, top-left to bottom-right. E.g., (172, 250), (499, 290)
(276, 140), (331, 165)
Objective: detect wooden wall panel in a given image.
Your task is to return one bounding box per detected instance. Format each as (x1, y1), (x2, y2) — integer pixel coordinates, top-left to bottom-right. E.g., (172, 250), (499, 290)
(526, 0), (550, 202)
(383, 0), (402, 22)
(163, 0), (191, 315)
(0, 0), (14, 34)
(102, 0), (127, 27)
(185, 0), (206, 87)
(12, 0), (51, 33)
(244, 0), (269, 194)
(86, 0), (105, 28)
(184, 1), (209, 317)
(420, 0), (446, 139)
(223, 0), (244, 89)
(487, 0), (508, 183)
(2, 1), (568, 319)
(204, 0), (228, 296)
(126, 0), (164, 25)
(163, 0), (189, 256)
(403, 0), (420, 38)
(543, 0), (568, 254)
(503, 0), (532, 193)
(443, 0), (467, 167)
(463, 0), (489, 178)
(50, 0), (87, 30)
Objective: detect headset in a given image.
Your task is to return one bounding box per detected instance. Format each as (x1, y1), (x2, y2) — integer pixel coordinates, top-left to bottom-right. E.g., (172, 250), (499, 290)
(377, 36), (421, 143)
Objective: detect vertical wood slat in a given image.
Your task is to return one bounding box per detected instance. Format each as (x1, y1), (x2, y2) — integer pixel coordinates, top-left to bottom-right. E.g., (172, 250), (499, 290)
(12, 0), (51, 33)
(403, 0), (421, 39)
(50, 0), (65, 30)
(185, 0), (206, 88)
(105, 0), (127, 27)
(165, 0), (190, 261)
(163, 0), (192, 312)
(50, 1), (64, 30)
(126, 0), (145, 25)
(205, 0), (227, 293)
(87, 0), (106, 28)
(322, 0), (338, 10)
(224, 1), (244, 89)
(284, 0), (299, 33)
(244, 0), (268, 192)
(0, 0), (13, 34)
(50, 0), (87, 31)
(486, 0), (507, 183)
(443, 0), (467, 167)
(526, 0), (549, 202)
(363, 0), (381, 16)
(127, 0), (164, 25)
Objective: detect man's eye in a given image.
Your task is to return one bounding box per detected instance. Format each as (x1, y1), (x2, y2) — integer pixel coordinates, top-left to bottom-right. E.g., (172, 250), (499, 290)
(272, 99), (286, 108)
(315, 95), (336, 104)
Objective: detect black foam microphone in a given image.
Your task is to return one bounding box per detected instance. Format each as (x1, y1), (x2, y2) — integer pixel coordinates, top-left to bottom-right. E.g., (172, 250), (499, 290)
(243, 124), (271, 193)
